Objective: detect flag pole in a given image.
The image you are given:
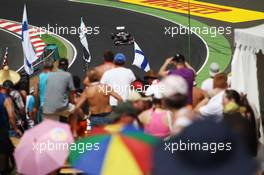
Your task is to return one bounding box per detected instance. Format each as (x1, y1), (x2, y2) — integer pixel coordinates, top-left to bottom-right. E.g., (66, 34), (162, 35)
(81, 17), (87, 72)
(188, 0), (191, 63)
(81, 18), (85, 72)
(2, 47), (8, 68)
(80, 17), (91, 72)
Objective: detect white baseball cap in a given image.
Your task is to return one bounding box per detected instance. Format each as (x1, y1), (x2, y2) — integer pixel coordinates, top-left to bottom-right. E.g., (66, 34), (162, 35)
(159, 75), (188, 98)
(209, 63), (220, 77)
(145, 80), (162, 99)
(128, 90), (152, 101)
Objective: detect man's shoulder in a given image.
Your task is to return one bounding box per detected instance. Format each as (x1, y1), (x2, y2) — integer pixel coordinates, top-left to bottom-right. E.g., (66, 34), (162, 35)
(103, 67), (122, 75)
(10, 90), (19, 97)
(183, 67), (195, 75)
(0, 93), (8, 99)
(169, 68), (194, 78)
(51, 71), (72, 79)
(97, 62), (115, 68)
(210, 90), (225, 101)
(3, 95), (11, 104)
(102, 67), (134, 78)
(202, 78), (212, 84)
(95, 64), (104, 72)
(118, 67), (134, 74)
(169, 67), (192, 73)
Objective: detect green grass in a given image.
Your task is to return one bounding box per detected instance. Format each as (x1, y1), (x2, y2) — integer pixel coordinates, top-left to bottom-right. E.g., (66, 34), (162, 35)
(40, 34), (67, 58)
(73, 0), (232, 86)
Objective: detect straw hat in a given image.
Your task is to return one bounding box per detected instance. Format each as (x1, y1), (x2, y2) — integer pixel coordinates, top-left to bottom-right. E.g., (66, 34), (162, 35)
(144, 70), (158, 79)
(0, 66), (21, 85)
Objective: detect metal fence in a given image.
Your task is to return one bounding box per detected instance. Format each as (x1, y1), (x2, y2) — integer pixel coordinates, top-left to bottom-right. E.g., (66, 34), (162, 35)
(18, 45), (58, 76)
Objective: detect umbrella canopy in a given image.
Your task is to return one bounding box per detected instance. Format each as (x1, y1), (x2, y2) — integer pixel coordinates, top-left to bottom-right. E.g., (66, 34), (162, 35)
(70, 124), (158, 175)
(14, 119), (74, 175)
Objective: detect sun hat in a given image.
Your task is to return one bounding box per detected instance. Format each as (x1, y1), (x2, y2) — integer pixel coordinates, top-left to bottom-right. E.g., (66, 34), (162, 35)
(128, 90), (152, 102)
(106, 102), (138, 122)
(144, 70), (158, 79)
(0, 66), (21, 85)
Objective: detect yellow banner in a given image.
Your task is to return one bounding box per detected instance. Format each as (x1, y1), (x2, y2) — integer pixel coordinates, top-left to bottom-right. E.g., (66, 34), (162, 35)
(120, 0), (264, 23)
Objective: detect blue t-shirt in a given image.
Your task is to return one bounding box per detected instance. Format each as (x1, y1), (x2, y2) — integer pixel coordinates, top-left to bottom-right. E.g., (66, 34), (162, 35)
(39, 72), (49, 107)
(27, 95), (35, 113)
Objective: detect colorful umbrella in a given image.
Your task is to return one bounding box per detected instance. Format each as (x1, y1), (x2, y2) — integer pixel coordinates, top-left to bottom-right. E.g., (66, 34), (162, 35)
(69, 124), (158, 175)
(14, 119), (74, 175)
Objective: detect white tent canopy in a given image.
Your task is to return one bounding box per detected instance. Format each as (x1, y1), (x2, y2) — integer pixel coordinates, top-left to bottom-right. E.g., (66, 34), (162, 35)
(231, 24), (264, 143)
(234, 24), (264, 52)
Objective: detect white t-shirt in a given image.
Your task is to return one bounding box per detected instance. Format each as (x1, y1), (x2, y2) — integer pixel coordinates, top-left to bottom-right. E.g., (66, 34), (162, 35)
(199, 90), (224, 119)
(171, 107), (192, 135)
(201, 78), (214, 96)
(101, 67), (136, 106)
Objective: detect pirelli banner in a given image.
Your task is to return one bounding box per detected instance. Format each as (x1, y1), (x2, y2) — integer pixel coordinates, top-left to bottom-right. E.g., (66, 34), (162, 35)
(120, 0), (264, 23)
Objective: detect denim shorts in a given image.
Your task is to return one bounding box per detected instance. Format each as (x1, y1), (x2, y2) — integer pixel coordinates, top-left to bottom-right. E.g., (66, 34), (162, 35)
(90, 113), (111, 126)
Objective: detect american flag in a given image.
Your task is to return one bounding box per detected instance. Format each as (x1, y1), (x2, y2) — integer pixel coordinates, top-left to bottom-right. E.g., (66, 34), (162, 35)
(2, 47), (8, 68)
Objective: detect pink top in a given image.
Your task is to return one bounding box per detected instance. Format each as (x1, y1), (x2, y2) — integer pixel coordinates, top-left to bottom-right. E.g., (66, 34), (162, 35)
(144, 108), (170, 138)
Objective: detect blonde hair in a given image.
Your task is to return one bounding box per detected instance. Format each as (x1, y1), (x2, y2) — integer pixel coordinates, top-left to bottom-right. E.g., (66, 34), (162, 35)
(87, 69), (100, 82)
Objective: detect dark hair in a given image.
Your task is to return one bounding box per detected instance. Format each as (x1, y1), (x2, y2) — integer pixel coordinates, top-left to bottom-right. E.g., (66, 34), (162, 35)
(17, 73), (29, 93)
(164, 93), (188, 110)
(172, 53), (185, 64)
(114, 61), (125, 66)
(213, 73), (227, 89)
(152, 98), (162, 106)
(73, 75), (81, 89)
(43, 62), (53, 70)
(87, 69), (100, 82)
(225, 89), (241, 105)
(2, 80), (14, 90)
(225, 90), (257, 126)
(104, 51), (114, 62)
(240, 95), (257, 136)
(58, 58), (69, 71)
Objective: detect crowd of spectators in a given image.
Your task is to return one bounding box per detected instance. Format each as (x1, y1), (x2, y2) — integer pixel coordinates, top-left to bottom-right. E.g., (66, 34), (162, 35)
(0, 50), (262, 175)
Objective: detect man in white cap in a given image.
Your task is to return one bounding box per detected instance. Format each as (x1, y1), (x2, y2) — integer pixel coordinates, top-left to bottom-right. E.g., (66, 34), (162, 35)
(201, 62), (220, 96)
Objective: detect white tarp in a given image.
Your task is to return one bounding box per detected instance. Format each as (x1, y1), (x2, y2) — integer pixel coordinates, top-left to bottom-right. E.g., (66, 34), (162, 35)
(231, 24), (264, 143)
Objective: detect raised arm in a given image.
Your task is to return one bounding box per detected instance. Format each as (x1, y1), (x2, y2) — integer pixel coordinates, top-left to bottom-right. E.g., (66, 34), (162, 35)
(185, 61), (197, 75)
(158, 57), (173, 77)
(107, 85), (123, 104)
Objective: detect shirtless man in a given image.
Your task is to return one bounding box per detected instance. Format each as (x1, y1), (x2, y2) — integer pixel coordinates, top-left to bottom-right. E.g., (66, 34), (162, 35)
(83, 51), (115, 86)
(75, 69), (123, 126)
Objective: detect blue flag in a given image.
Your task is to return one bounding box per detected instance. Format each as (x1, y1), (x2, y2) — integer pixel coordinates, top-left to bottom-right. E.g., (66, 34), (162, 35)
(132, 41), (150, 72)
(22, 4), (36, 75)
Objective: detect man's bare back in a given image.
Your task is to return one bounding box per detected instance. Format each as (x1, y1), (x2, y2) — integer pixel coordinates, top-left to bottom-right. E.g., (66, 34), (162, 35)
(83, 83), (122, 115)
(95, 62), (115, 80)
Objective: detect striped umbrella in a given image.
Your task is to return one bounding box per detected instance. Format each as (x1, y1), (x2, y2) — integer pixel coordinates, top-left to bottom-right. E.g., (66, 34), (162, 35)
(69, 124), (158, 175)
